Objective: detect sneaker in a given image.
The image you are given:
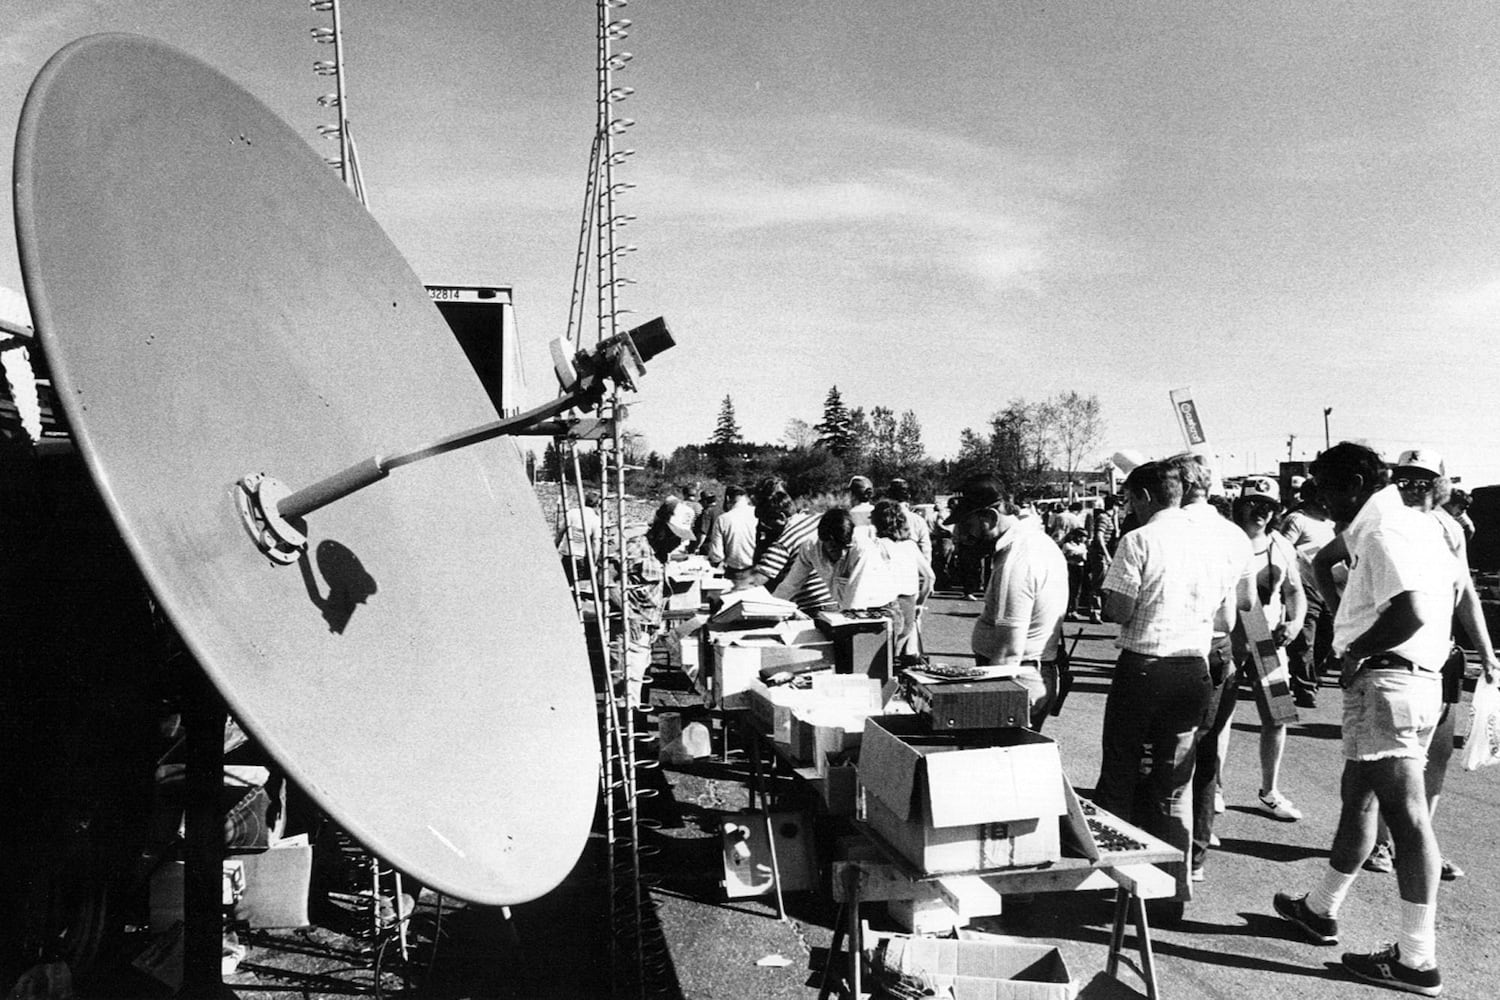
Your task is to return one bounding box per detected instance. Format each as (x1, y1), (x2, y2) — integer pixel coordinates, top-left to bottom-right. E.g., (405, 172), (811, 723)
(1209, 832), (1222, 847)
(1294, 690), (1318, 709)
(1440, 858), (1465, 881)
(1190, 866), (1206, 883)
(1272, 892), (1339, 945)
(1364, 841), (1395, 874)
(1213, 789), (1225, 815)
(1342, 943), (1442, 996)
(1258, 790), (1303, 822)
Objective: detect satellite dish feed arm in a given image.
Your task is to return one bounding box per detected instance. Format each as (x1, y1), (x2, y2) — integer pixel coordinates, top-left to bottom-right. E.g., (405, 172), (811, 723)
(276, 391), (593, 522)
(236, 319), (673, 564)
(237, 318), (672, 563)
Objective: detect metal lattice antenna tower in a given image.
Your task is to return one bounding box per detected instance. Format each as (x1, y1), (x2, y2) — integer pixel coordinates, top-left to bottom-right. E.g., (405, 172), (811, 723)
(309, 0), (369, 206)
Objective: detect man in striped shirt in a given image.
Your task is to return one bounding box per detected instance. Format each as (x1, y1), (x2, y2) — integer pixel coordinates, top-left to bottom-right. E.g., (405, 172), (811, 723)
(732, 485), (834, 612)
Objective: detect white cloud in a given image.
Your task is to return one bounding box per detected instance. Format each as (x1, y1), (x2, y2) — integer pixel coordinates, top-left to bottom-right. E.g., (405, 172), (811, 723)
(621, 115), (1112, 294)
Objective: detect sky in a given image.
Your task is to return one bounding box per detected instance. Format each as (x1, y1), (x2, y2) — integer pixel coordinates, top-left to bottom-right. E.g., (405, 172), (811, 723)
(5, 2), (1500, 484)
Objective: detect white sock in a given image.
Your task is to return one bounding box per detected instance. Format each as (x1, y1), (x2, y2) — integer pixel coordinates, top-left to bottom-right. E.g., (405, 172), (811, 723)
(1306, 866), (1358, 918)
(1398, 901), (1437, 969)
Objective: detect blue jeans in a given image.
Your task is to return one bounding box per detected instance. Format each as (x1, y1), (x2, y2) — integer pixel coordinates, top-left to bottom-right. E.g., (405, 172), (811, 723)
(1095, 649), (1213, 901)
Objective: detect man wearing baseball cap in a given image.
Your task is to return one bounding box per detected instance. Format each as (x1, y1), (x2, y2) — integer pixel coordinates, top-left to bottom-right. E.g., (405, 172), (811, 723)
(1273, 442), (1462, 995)
(1359, 449), (1500, 885)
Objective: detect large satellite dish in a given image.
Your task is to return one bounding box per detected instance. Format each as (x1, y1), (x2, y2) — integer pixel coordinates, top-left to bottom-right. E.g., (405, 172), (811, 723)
(13, 33), (599, 905)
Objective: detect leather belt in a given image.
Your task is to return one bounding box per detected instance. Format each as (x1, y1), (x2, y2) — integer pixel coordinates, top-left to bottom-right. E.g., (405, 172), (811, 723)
(1361, 652), (1421, 672)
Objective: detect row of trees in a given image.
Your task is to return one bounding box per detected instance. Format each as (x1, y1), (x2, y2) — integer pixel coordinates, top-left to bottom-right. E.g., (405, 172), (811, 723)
(606, 387), (1106, 501)
(536, 387), (1105, 501)
(949, 391), (1105, 498)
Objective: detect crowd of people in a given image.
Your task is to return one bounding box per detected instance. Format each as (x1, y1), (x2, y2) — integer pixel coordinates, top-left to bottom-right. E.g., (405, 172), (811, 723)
(623, 448), (1492, 996)
(1085, 444), (1492, 998)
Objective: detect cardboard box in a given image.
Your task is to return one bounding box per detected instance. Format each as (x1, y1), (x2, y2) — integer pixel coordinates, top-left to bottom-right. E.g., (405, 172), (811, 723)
(888, 883), (965, 935)
(858, 715), (1064, 873)
(782, 675), (884, 762)
(708, 625), (836, 708)
(868, 933), (1073, 1000)
(665, 577), (702, 613)
(700, 576), (733, 597)
(909, 678), (1030, 731)
(746, 680), (820, 741)
(230, 842), (313, 928)
(665, 555), (715, 580)
(822, 761), (859, 816)
(789, 707), (867, 767)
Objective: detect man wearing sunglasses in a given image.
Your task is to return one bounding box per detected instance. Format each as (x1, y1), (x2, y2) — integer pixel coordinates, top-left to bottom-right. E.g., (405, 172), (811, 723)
(1273, 442), (1463, 997)
(1361, 450), (1499, 885)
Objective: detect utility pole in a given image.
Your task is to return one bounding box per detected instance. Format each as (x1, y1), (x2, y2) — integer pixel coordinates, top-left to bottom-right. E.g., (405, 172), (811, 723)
(1287, 434), (1296, 461)
(1323, 407), (1332, 450)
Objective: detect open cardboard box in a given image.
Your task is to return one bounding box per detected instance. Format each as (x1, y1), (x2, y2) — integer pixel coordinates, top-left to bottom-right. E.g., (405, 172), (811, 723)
(867, 931), (1075, 1000)
(707, 623), (835, 708)
(858, 715), (1064, 873)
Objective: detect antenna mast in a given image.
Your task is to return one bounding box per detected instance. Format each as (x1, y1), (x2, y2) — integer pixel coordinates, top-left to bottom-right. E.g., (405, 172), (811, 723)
(309, 0), (368, 206)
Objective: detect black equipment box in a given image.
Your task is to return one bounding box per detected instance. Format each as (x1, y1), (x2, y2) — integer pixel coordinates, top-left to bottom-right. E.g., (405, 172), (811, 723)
(816, 611), (892, 683)
(907, 677), (1030, 731)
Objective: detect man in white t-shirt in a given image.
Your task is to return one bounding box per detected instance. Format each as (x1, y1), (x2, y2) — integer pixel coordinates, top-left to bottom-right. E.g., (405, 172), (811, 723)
(947, 476), (1068, 731)
(705, 484), (758, 580)
(1273, 442), (1460, 997)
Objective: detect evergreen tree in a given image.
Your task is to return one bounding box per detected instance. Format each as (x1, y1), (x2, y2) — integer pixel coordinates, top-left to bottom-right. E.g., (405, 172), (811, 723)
(814, 385), (853, 456)
(711, 395), (743, 447)
(542, 441), (563, 482)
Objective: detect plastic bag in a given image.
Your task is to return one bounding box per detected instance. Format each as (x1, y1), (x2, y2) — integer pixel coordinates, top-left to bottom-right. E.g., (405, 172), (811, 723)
(1463, 679), (1500, 771)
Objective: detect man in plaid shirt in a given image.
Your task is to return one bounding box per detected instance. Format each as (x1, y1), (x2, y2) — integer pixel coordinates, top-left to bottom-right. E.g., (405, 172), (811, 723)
(1095, 460), (1247, 919)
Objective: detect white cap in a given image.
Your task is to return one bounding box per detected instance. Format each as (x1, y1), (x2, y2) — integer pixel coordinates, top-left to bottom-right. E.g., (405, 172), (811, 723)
(1239, 475), (1280, 503)
(1396, 448), (1445, 478)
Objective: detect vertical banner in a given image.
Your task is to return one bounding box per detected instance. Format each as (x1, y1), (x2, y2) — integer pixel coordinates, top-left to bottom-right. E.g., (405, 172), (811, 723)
(1170, 387), (1208, 447)
(1168, 387), (1223, 495)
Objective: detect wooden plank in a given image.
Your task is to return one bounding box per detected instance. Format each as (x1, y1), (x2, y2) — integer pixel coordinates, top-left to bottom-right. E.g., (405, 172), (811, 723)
(941, 867), (1125, 902)
(1105, 863), (1177, 900)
